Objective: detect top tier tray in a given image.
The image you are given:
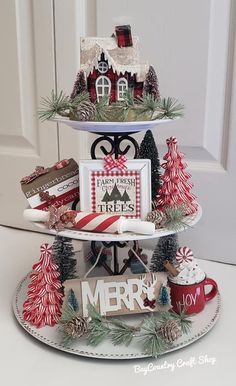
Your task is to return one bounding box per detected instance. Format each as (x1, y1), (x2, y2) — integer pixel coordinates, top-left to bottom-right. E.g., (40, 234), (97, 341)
(31, 205), (202, 242)
(52, 117), (177, 134)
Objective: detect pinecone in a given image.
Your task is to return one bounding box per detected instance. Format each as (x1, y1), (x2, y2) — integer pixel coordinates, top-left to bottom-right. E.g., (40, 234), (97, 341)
(158, 320), (182, 343)
(64, 317), (89, 339)
(146, 210), (165, 228)
(76, 101), (96, 121)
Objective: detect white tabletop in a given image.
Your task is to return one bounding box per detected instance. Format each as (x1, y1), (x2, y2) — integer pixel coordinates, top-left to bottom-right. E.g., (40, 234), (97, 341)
(1, 225), (235, 386)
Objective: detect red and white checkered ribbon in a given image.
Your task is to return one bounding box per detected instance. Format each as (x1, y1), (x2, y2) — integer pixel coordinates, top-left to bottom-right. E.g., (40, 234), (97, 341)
(176, 246), (193, 264)
(40, 243), (52, 257)
(104, 154), (127, 171)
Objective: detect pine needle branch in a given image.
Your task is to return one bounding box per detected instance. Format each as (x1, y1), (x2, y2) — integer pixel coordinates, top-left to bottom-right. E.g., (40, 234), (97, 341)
(58, 304), (192, 356)
(38, 90), (71, 121)
(169, 308), (192, 335)
(94, 96), (110, 121)
(153, 97), (184, 120)
(108, 318), (137, 346)
(139, 315), (169, 357)
(38, 90), (91, 122)
(162, 205), (193, 231)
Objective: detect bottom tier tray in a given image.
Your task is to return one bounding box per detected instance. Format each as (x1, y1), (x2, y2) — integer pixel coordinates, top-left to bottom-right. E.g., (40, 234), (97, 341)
(13, 273), (220, 360)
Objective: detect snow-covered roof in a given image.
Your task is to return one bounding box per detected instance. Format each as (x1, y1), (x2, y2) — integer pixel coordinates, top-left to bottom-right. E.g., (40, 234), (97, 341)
(80, 36), (149, 82)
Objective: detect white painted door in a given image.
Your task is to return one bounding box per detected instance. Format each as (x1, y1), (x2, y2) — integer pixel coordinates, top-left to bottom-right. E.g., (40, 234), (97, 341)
(0, 0), (59, 229)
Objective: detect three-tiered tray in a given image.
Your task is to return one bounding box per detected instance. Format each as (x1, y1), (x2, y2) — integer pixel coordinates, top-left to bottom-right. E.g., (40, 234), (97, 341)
(13, 118), (220, 359)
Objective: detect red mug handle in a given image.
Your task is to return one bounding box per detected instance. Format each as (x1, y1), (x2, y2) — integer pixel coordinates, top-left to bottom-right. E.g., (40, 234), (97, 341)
(204, 277), (218, 302)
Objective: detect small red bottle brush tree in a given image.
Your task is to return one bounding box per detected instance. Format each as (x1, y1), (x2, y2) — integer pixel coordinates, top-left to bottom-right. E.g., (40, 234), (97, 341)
(156, 137), (198, 215)
(23, 243), (63, 328)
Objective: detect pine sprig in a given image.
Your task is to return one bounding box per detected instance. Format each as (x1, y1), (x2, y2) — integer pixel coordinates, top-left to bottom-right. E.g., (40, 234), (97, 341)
(94, 96), (110, 121)
(169, 309), (192, 335)
(39, 89), (184, 122)
(58, 304), (192, 357)
(87, 319), (110, 346)
(38, 90), (70, 121)
(38, 90), (91, 121)
(153, 97), (184, 120)
(162, 205), (193, 231)
(57, 303), (78, 345)
(109, 318), (136, 346)
(139, 315), (169, 357)
(135, 94), (160, 120)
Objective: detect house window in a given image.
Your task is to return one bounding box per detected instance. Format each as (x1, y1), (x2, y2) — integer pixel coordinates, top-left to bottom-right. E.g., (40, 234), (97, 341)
(98, 61), (109, 74)
(96, 76), (111, 101)
(117, 78), (128, 100)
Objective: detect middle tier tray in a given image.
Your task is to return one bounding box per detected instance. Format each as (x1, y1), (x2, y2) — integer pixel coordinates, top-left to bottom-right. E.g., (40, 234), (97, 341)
(31, 205), (202, 242)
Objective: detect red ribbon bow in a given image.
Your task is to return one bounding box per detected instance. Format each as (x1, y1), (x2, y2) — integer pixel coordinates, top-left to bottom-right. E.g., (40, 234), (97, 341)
(54, 159), (69, 170)
(104, 155), (127, 171)
(143, 297), (156, 309)
(20, 166), (49, 185)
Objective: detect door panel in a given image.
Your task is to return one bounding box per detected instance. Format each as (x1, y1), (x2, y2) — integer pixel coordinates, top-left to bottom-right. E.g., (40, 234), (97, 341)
(0, 0), (58, 229)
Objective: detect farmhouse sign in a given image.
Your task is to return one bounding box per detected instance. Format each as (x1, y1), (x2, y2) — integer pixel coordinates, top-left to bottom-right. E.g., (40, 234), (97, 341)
(63, 273), (170, 317)
(79, 160), (151, 220)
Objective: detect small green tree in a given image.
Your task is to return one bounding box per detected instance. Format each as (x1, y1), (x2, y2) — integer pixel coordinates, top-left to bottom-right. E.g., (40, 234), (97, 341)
(101, 190), (111, 204)
(110, 183), (122, 204)
(67, 288), (79, 312)
(138, 129), (161, 201)
(150, 234), (178, 272)
(157, 284), (170, 305)
(120, 189), (131, 204)
(52, 236), (77, 283)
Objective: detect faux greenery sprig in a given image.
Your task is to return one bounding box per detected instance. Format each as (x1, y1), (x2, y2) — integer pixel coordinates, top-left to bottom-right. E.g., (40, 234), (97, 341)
(58, 303), (192, 357)
(38, 90), (90, 121)
(162, 205), (194, 231)
(38, 89), (184, 123)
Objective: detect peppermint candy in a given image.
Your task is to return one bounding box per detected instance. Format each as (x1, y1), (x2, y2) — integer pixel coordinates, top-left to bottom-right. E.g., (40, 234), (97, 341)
(40, 243), (52, 257)
(176, 246), (193, 263)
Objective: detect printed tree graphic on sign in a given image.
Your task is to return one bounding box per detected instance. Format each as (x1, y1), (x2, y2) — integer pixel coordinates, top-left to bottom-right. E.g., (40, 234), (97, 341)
(101, 189), (111, 204)
(110, 183), (122, 204)
(120, 189), (131, 204)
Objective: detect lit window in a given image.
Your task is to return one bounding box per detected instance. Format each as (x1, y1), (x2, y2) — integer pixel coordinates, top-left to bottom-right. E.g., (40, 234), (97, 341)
(117, 78), (128, 100)
(98, 61), (109, 74)
(96, 76), (111, 101)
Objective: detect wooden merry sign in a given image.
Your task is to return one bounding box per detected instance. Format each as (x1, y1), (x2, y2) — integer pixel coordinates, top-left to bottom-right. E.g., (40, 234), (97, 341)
(63, 273), (170, 317)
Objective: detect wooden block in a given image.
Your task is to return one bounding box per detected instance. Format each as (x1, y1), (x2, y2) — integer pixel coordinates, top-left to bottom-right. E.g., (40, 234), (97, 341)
(63, 272), (170, 317)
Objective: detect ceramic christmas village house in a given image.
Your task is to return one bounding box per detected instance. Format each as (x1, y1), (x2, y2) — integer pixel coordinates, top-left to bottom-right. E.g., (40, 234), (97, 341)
(75, 25), (149, 103)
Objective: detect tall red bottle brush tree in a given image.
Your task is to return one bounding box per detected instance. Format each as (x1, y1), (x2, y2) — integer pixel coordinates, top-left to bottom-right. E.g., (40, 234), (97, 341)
(23, 243), (63, 328)
(156, 137), (198, 215)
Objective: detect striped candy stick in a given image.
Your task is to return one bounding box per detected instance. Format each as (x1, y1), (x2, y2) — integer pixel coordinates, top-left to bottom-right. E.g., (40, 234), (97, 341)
(23, 208), (155, 235)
